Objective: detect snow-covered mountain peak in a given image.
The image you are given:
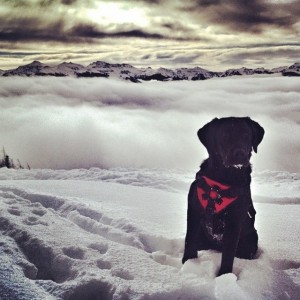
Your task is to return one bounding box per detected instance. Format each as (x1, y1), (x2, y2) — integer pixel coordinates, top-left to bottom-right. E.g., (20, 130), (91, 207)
(15, 61), (44, 69)
(20, 60), (47, 69)
(289, 62), (300, 68)
(88, 61), (135, 69)
(27, 60), (44, 67)
(88, 61), (112, 68)
(2, 61), (299, 81)
(57, 62), (84, 68)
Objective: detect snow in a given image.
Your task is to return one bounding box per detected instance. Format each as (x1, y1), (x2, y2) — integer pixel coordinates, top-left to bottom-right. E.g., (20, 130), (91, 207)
(0, 168), (299, 299)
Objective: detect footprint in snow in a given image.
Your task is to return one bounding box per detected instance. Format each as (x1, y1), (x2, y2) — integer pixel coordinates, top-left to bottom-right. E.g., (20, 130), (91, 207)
(96, 259), (112, 270)
(4, 198), (18, 205)
(271, 259), (300, 271)
(7, 207), (22, 216)
(62, 246), (85, 260)
(23, 216), (48, 226)
(31, 208), (47, 216)
(111, 268), (134, 281)
(88, 242), (109, 255)
(151, 251), (182, 269)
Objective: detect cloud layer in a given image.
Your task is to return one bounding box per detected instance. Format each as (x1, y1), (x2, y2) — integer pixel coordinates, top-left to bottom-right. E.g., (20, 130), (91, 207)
(1, 0), (299, 41)
(0, 0), (299, 70)
(0, 76), (299, 172)
(186, 0), (300, 33)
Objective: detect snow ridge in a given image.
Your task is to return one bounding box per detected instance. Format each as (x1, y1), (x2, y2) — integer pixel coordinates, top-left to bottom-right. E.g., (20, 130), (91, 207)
(0, 167), (299, 203)
(2, 61), (299, 82)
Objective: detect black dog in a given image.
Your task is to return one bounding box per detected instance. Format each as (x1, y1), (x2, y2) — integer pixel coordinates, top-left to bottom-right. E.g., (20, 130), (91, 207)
(182, 117), (264, 276)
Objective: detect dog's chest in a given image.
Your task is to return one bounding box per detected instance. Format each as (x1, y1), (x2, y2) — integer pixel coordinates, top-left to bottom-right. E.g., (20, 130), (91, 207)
(204, 212), (226, 244)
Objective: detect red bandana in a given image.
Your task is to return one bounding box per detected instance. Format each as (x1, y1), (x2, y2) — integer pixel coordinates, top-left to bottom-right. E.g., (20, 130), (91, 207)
(197, 176), (237, 214)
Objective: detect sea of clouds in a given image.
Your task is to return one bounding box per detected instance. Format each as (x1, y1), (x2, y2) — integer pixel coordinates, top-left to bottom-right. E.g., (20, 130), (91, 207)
(0, 76), (299, 171)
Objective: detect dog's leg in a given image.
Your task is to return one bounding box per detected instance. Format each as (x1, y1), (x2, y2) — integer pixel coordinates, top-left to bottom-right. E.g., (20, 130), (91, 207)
(236, 230), (258, 259)
(218, 204), (248, 276)
(182, 182), (201, 263)
(182, 181), (212, 264)
(218, 221), (242, 275)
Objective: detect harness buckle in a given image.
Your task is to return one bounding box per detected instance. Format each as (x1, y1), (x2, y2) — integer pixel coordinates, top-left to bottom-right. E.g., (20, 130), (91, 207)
(209, 185), (223, 205)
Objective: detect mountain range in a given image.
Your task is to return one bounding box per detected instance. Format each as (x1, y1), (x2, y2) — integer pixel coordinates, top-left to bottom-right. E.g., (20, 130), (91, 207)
(1, 61), (299, 82)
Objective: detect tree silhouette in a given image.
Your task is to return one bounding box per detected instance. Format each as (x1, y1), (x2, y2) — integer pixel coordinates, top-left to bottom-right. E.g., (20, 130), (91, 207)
(0, 147), (30, 169)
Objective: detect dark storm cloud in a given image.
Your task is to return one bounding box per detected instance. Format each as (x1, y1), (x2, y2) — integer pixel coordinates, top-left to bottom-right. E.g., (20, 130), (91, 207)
(186, 0), (300, 33)
(0, 18), (67, 42)
(0, 16), (168, 43)
(156, 52), (202, 65)
(112, 0), (163, 4)
(3, 0), (92, 7)
(0, 51), (43, 57)
(156, 53), (174, 59)
(1, 0), (299, 69)
(109, 0), (300, 34)
(0, 17), (200, 43)
(72, 24), (167, 40)
(112, 29), (165, 39)
(171, 53), (202, 65)
(222, 47), (300, 66)
(162, 22), (192, 32)
(0, 1), (194, 43)
(0, 0), (167, 43)
(160, 20), (207, 41)
(2, 0), (300, 44)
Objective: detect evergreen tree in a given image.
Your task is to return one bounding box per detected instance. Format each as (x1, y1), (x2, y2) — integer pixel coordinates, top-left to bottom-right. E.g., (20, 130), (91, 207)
(4, 155), (11, 168)
(17, 159), (24, 169)
(0, 147), (5, 167)
(0, 147), (29, 170)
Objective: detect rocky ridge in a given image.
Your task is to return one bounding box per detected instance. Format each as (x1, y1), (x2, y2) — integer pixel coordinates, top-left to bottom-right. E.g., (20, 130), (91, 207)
(1, 61), (299, 82)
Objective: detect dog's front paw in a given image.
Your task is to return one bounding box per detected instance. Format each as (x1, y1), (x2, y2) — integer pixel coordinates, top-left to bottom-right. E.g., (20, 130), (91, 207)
(182, 252), (198, 264)
(217, 267), (232, 277)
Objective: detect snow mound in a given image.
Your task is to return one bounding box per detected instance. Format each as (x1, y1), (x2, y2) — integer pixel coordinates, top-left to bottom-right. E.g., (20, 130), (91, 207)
(0, 168), (299, 206)
(0, 167), (193, 194)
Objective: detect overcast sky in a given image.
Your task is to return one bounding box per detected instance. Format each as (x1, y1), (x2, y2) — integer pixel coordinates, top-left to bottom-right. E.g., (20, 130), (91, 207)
(0, 0), (299, 70)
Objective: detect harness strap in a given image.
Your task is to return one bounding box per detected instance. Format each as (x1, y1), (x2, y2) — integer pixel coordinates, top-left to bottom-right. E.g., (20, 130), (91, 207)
(196, 175), (238, 214)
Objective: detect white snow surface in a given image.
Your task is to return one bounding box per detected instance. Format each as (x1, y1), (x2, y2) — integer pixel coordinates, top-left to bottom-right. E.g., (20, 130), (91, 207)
(0, 167), (299, 300)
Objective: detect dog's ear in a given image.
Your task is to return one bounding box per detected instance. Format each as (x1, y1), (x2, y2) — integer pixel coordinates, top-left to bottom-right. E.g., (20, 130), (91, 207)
(247, 118), (265, 153)
(197, 118), (218, 152)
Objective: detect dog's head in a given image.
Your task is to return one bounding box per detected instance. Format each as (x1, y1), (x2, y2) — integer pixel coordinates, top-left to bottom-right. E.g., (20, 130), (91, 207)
(198, 117), (264, 168)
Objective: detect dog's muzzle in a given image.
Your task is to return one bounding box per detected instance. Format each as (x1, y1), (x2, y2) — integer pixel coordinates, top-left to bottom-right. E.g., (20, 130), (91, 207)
(223, 148), (250, 168)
